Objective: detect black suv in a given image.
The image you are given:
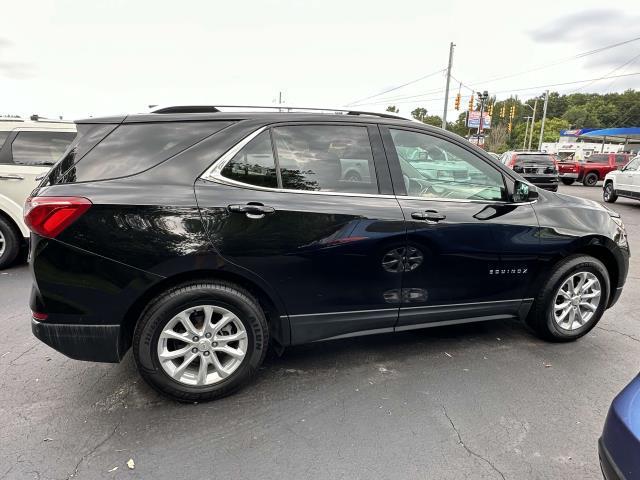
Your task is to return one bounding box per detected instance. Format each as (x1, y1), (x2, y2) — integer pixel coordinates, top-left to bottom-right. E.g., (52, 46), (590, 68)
(27, 106), (629, 402)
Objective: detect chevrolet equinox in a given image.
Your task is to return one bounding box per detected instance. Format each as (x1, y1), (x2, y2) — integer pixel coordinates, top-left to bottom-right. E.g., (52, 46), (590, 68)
(27, 106), (630, 401)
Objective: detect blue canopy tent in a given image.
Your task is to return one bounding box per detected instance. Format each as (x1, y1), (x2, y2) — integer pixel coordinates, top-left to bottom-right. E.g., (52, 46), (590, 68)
(579, 127), (640, 153)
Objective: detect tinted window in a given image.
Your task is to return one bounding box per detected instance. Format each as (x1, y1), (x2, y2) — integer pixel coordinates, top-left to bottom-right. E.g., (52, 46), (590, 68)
(220, 131), (277, 188)
(55, 121), (230, 183)
(390, 129), (505, 201)
(513, 154), (554, 164)
(615, 154), (627, 165)
(586, 154), (609, 163)
(272, 125), (378, 193)
(46, 124), (115, 185)
(0, 131), (9, 151)
(11, 131), (76, 166)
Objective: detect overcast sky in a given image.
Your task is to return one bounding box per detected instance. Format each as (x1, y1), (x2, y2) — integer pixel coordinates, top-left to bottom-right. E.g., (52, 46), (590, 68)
(1, 0), (639, 121)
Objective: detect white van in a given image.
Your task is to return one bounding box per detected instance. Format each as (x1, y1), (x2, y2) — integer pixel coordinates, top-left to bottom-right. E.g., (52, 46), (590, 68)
(0, 118), (76, 268)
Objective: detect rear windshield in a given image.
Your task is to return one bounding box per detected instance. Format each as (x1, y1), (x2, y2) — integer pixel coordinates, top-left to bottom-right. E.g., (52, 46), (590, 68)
(514, 154), (555, 164)
(47, 121), (231, 185)
(586, 154), (609, 163)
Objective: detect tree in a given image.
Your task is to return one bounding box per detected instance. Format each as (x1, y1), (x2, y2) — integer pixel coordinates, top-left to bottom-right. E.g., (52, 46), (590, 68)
(411, 107), (428, 122)
(386, 106), (399, 113)
(484, 124), (509, 153)
(422, 115), (443, 128)
(511, 117), (570, 149)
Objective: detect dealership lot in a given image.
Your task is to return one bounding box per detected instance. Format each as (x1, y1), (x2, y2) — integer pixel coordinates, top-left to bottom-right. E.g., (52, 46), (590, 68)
(1, 184), (638, 480)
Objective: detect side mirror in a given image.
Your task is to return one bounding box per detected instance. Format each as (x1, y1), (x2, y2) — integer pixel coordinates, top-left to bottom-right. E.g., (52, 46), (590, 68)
(512, 181), (538, 203)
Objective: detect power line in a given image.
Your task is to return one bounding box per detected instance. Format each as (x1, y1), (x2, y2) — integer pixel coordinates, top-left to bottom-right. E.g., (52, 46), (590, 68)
(343, 68), (446, 106)
(464, 35), (640, 87)
(349, 72), (640, 107)
(571, 51), (640, 93)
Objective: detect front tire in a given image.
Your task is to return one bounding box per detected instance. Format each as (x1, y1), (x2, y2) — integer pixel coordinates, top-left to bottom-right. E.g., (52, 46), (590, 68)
(133, 280), (269, 402)
(525, 255), (609, 342)
(583, 172), (599, 186)
(603, 182), (618, 203)
(0, 216), (21, 270)
(561, 179), (575, 185)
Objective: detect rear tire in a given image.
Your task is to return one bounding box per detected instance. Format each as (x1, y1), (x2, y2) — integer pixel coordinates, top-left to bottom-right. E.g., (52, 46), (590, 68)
(133, 280), (269, 402)
(0, 216), (21, 270)
(561, 179), (575, 185)
(583, 172), (599, 186)
(525, 255), (609, 342)
(603, 182), (618, 203)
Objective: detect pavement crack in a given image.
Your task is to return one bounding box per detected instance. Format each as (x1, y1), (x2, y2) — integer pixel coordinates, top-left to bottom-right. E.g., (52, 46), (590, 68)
(597, 326), (640, 343)
(65, 422), (120, 479)
(8, 343), (38, 366)
(442, 405), (506, 480)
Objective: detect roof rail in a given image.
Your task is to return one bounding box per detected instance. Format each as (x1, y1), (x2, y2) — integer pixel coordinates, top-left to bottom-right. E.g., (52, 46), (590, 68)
(149, 105), (416, 122)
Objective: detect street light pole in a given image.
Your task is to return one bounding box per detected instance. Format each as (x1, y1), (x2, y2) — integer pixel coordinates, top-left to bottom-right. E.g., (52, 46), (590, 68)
(538, 90), (549, 151)
(442, 42), (455, 129)
(527, 98), (538, 151)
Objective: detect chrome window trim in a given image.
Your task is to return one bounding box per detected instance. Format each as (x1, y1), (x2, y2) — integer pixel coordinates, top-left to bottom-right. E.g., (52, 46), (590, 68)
(200, 126), (537, 205)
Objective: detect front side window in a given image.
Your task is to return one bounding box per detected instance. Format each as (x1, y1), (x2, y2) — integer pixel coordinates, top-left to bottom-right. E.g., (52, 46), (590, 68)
(615, 154), (627, 165)
(0, 131), (9, 152)
(389, 129), (505, 201)
(11, 131), (76, 166)
(272, 125), (378, 193)
(624, 158), (640, 171)
(220, 131), (277, 188)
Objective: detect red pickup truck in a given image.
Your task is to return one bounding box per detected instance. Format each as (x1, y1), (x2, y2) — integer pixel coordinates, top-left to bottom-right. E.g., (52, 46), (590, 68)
(557, 153), (632, 186)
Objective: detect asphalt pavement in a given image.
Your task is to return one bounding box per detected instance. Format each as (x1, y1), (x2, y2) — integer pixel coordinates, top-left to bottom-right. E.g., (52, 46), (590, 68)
(1, 184), (639, 480)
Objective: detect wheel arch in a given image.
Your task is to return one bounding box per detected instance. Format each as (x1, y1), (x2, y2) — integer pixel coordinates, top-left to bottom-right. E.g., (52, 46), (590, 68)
(120, 269), (290, 354)
(0, 205), (28, 241)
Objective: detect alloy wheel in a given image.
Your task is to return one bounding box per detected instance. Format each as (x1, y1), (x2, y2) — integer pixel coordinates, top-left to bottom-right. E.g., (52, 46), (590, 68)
(552, 271), (601, 331)
(157, 305), (248, 386)
(604, 184), (613, 201)
(0, 230), (5, 258)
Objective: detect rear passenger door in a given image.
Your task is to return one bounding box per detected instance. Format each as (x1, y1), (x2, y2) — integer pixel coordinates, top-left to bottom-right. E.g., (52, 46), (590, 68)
(196, 123), (407, 344)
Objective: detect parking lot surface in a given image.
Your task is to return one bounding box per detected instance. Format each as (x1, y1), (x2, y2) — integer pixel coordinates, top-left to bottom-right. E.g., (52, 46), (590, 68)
(1, 184), (638, 480)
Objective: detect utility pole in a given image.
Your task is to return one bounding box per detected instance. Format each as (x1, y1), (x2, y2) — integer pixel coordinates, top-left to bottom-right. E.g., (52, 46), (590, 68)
(523, 116), (532, 150)
(441, 42), (455, 129)
(538, 90), (549, 151)
(527, 98), (538, 151)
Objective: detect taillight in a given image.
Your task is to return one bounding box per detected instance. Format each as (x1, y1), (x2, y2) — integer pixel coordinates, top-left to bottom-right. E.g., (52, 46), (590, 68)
(507, 155), (517, 168)
(32, 311), (48, 321)
(24, 196), (92, 238)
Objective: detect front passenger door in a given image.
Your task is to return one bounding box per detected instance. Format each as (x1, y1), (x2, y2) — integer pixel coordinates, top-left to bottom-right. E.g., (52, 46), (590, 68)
(381, 128), (540, 330)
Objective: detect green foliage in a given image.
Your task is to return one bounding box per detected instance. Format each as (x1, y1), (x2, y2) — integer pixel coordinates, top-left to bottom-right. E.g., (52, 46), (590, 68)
(411, 107), (428, 122)
(386, 105), (399, 113)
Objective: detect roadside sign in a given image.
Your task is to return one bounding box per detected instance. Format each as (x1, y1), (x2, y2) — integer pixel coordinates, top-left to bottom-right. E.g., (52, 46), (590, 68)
(467, 111), (492, 129)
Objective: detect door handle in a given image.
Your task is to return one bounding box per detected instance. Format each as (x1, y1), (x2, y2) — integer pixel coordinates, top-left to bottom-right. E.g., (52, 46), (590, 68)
(228, 203), (276, 216)
(411, 210), (446, 222)
(0, 174), (25, 180)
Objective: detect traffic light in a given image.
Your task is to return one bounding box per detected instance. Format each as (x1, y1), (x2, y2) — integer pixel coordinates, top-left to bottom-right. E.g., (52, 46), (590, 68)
(488, 104), (494, 116)
(500, 105), (506, 118)
(468, 94), (474, 111)
(454, 93), (461, 110)
(508, 121), (512, 133)
(509, 105), (516, 119)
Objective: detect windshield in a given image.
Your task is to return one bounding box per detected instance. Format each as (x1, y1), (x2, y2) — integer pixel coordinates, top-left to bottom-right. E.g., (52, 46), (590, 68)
(514, 154), (555, 164)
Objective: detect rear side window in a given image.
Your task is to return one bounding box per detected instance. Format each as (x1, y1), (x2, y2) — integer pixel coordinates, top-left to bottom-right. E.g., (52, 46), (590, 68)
(51, 121), (230, 184)
(218, 125), (379, 194)
(586, 154), (608, 163)
(513, 154), (554, 164)
(615, 154), (627, 165)
(221, 131), (277, 188)
(273, 125), (378, 193)
(0, 131), (9, 151)
(11, 131), (76, 166)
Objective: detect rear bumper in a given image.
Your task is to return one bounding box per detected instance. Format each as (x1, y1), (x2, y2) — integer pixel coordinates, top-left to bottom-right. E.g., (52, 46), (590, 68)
(32, 318), (124, 363)
(558, 172), (579, 179)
